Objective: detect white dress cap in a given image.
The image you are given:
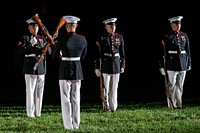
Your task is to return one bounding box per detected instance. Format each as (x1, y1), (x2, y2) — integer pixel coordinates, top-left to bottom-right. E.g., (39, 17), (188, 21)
(63, 15), (80, 24)
(168, 16), (183, 23)
(103, 18), (117, 25)
(26, 19), (36, 25)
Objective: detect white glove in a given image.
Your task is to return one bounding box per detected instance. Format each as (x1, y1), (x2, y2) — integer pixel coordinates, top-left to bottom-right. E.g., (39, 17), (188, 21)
(120, 68), (124, 73)
(60, 50), (62, 56)
(187, 66), (191, 71)
(30, 36), (37, 46)
(95, 69), (101, 77)
(159, 68), (166, 76)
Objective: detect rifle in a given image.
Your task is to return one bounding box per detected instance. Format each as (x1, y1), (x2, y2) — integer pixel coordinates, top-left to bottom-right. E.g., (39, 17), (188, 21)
(52, 17), (66, 39)
(163, 57), (174, 110)
(32, 14), (54, 44)
(31, 14), (65, 71)
(99, 61), (108, 112)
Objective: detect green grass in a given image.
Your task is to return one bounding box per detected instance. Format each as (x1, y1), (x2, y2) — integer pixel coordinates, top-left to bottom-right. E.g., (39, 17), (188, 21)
(0, 99), (200, 133)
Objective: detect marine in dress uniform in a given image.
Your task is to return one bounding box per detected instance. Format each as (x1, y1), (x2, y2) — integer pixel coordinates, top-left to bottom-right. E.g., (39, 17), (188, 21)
(52, 15), (87, 130)
(94, 18), (125, 112)
(18, 18), (51, 117)
(159, 16), (191, 109)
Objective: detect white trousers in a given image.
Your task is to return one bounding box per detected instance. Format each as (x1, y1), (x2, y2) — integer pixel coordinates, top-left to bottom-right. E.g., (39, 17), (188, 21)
(167, 70), (186, 108)
(102, 73), (120, 111)
(25, 74), (45, 117)
(59, 80), (81, 130)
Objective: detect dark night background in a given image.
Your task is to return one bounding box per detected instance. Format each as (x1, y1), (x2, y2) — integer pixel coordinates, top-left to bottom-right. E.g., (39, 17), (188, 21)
(0, 0), (199, 106)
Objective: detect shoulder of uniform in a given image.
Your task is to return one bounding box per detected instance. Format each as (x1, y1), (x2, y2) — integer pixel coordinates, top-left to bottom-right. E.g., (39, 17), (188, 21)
(75, 33), (82, 36)
(165, 31), (174, 37)
(168, 31), (173, 34)
(102, 33), (107, 36)
(179, 31), (187, 34)
(22, 35), (28, 38)
(98, 33), (107, 38)
(115, 33), (123, 37)
(75, 34), (86, 38)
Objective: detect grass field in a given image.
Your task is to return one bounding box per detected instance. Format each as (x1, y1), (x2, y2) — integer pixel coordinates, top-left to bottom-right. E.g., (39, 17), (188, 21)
(0, 98), (199, 133)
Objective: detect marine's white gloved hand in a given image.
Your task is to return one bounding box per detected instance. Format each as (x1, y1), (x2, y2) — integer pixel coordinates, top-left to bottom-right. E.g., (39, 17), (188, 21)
(120, 68), (124, 73)
(95, 69), (101, 77)
(187, 66), (191, 71)
(159, 68), (166, 76)
(30, 36), (37, 46)
(59, 50), (62, 56)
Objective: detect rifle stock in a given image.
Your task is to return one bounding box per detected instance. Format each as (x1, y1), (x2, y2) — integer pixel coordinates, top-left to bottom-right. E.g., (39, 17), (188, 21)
(163, 58), (174, 110)
(100, 75), (108, 112)
(164, 72), (174, 110)
(99, 61), (108, 112)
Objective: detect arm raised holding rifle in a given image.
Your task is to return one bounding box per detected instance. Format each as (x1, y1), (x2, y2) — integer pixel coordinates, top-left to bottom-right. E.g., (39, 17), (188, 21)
(31, 14), (65, 71)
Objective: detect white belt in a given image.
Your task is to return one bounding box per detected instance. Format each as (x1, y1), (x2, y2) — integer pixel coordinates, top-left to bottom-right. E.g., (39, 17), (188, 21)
(168, 51), (186, 54)
(25, 54), (43, 58)
(25, 54), (36, 57)
(62, 57), (80, 61)
(104, 53), (119, 57)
